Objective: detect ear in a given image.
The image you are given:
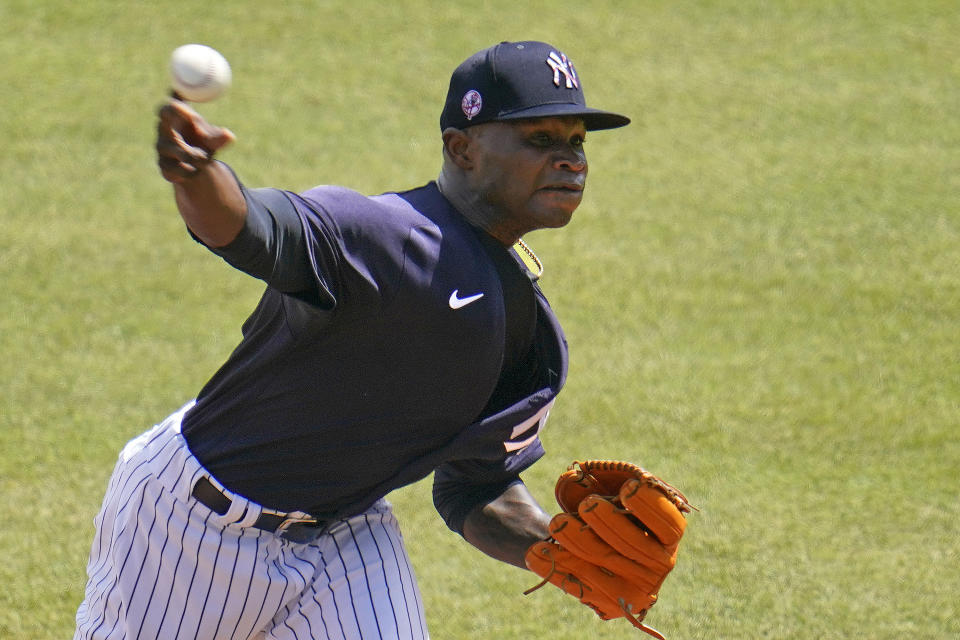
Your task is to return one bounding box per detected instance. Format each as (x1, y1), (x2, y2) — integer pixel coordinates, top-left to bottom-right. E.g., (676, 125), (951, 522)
(441, 127), (474, 170)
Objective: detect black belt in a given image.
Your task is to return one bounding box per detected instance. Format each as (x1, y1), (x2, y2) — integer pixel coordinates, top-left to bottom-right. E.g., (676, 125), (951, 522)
(191, 476), (326, 543)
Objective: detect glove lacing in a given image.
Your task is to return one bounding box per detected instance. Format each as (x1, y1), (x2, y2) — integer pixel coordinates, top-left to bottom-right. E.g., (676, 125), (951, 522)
(523, 545), (668, 640)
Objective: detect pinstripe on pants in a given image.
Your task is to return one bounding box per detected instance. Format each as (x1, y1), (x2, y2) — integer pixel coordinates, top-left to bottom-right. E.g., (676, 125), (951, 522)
(75, 405), (429, 640)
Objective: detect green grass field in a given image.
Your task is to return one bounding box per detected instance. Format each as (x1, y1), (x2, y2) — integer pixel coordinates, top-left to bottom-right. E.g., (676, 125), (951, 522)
(2, 1), (958, 638)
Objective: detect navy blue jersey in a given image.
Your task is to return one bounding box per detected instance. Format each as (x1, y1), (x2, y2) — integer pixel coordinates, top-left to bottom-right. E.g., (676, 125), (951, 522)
(181, 177), (568, 531)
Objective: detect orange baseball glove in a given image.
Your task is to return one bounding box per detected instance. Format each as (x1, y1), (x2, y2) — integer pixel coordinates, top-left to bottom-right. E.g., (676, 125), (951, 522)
(524, 460), (693, 639)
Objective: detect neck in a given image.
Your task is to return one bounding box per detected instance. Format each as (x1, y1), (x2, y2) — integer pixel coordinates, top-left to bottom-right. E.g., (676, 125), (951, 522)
(437, 172), (520, 246)
(436, 172), (544, 280)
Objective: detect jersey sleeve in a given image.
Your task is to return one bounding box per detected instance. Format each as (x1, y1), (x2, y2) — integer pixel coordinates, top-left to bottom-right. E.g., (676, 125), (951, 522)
(431, 438), (546, 536)
(204, 182), (339, 308)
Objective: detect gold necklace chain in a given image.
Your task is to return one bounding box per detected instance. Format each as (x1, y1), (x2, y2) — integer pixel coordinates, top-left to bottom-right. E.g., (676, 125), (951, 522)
(515, 238), (544, 280)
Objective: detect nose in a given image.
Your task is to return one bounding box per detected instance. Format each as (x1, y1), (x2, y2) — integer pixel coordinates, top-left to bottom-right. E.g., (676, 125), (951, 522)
(555, 146), (587, 173)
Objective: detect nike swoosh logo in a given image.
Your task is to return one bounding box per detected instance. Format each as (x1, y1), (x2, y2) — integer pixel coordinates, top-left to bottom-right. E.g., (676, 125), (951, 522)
(449, 289), (484, 309)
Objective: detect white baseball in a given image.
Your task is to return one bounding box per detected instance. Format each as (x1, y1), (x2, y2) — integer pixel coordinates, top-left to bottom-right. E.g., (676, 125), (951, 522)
(170, 44), (232, 102)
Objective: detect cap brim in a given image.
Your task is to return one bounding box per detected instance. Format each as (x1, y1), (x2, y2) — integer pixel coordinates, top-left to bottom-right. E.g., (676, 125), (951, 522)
(495, 103), (630, 131)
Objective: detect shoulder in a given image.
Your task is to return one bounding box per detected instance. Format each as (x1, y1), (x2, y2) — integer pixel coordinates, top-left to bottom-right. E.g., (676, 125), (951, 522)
(297, 184), (441, 234)
(291, 183), (477, 301)
(296, 182), (482, 262)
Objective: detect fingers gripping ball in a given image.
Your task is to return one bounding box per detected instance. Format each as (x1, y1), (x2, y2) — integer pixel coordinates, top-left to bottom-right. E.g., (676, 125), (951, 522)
(524, 460), (694, 639)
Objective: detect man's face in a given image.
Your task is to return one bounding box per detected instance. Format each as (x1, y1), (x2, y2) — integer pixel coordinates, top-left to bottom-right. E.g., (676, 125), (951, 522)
(465, 116), (588, 236)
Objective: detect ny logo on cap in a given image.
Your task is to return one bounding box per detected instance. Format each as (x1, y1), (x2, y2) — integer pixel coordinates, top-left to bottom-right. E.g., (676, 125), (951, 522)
(546, 51), (579, 89)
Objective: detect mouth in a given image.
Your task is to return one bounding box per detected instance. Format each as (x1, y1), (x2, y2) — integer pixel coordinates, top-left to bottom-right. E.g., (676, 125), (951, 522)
(539, 182), (584, 194)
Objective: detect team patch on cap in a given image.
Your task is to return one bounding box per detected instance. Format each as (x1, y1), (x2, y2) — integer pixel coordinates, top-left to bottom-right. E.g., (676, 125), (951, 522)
(461, 89), (483, 120)
(546, 51), (579, 89)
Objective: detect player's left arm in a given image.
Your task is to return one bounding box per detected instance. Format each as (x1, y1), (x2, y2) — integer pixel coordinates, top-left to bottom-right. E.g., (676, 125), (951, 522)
(461, 482), (551, 569)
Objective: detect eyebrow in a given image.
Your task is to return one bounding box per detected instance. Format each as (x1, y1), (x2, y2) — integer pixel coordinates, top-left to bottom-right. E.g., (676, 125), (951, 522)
(516, 120), (586, 135)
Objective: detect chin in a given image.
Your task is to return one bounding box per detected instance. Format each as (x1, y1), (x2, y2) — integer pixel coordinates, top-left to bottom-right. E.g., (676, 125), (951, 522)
(541, 209), (576, 229)
(537, 195), (581, 227)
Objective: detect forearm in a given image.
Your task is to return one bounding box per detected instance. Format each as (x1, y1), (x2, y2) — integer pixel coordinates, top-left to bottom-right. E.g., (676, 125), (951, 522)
(156, 98), (244, 247)
(461, 482), (551, 569)
(173, 160), (247, 248)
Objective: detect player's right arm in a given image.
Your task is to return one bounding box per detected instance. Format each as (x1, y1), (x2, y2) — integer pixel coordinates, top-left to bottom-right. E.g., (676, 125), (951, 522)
(156, 98), (245, 248)
(155, 99), (339, 307)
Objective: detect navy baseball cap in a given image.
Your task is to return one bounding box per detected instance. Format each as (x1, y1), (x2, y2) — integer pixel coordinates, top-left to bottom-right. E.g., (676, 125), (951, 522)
(440, 40), (630, 131)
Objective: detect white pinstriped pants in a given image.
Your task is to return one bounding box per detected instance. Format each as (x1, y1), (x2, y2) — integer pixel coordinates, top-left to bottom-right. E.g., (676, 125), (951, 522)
(74, 404), (429, 640)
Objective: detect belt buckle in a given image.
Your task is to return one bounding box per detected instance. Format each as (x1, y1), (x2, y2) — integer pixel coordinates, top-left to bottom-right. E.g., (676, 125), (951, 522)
(272, 511), (319, 535)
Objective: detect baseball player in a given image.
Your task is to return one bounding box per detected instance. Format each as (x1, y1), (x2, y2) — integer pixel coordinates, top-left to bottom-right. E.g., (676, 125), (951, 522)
(75, 41), (631, 639)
